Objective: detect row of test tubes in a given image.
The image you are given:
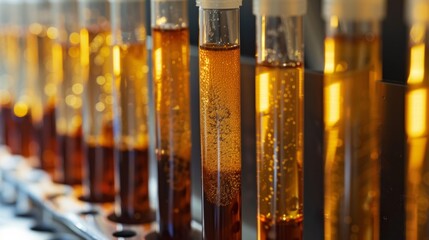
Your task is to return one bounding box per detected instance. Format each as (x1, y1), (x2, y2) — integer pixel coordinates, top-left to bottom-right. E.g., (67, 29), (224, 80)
(1, 0), (429, 239)
(0, 0), (191, 238)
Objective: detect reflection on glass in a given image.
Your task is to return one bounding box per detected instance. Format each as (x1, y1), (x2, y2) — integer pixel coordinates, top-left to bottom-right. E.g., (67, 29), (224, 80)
(406, 22), (429, 240)
(323, 19), (381, 240)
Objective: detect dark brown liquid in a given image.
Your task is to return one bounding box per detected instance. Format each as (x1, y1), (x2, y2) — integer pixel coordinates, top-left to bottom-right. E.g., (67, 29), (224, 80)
(259, 217), (303, 240)
(203, 169), (241, 240)
(9, 112), (35, 158)
(158, 154), (191, 239)
(81, 144), (115, 203)
(0, 104), (12, 146)
(110, 148), (152, 224)
(37, 107), (58, 177)
(57, 133), (83, 185)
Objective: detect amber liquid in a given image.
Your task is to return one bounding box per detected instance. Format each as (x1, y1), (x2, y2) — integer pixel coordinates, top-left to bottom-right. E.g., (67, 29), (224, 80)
(37, 106), (58, 177)
(324, 36), (381, 240)
(153, 27), (191, 239)
(57, 133), (83, 185)
(0, 104), (12, 147)
(158, 154), (191, 238)
(259, 216), (303, 240)
(199, 44), (241, 240)
(111, 148), (151, 224)
(203, 168), (241, 240)
(83, 143), (115, 202)
(9, 111), (35, 158)
(256, 63), (304, 240)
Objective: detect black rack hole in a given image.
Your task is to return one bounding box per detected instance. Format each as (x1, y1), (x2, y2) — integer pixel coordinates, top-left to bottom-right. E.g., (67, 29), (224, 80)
(30, 224), (56, 233)
(78, 209), (99, 216)
(112, 230), (137, 238)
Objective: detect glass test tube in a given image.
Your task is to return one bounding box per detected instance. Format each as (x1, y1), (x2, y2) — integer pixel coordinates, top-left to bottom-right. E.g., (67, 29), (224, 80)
(405, 0), (429, 238)
(253, 0), (306, 239)
(78, 0), (115, 202)
(25, 0), (58, 175)
(0, 0), (10, 146)
(151, 0), (192, 237)
(197, 0), (242, 239)
(108, 0), (152, 224)
(51, 0), (83, 186)
(322, 0), (385, 239)
(7, 0), (38, 159)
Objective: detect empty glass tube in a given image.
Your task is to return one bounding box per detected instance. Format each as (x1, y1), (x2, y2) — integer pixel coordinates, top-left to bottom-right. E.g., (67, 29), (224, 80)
(108, 0), (152, 224)
(24, 0), (58, 176)
(51, 0), (83, 186)
(322, 0), (385, 239)
(78, 0), (115, 202)
(151, 0), (191, 237)
(254, 0), (306, 239)
(197, 0), (242, 239)
(405, 0), (429, 238)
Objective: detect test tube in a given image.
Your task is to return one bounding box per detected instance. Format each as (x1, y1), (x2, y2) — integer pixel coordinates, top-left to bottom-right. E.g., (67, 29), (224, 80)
(405, 0), (429, 238)
(0, 0), (10, 146)
(322, 0), (385, 239)
(108, 0), (152, 224)
(78, 0), (115, 202)
(24, 0), (58, 176)
(8, 0), (38, 159)
(151, 0), (191, 237)
(253, 0), (306, 239)
(197, 0), (242, 239)
(51, 0), (83, 186)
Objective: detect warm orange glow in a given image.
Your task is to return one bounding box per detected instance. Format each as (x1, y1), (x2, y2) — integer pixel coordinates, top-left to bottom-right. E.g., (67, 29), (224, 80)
(408, 44), (426, 84)
(408, 138), (427, 180)
(80, 29), (89, 67)
(324, 38), (335, 73)
(113, 45), (121, 76)
(154, 48), (162, 79)
(325, 82), (341, 127)
(13, 102), (29, 118)
(330, 16), (339, 28)
(407, 89), (427, 138)
(52, 43), (63, 84)
(257, 72), (269, 113)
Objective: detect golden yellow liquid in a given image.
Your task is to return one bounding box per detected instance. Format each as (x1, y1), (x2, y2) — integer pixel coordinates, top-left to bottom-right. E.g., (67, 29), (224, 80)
(200, 44), (241, 239)
(256, 63), (304, 240)
(153, 27), (191, 160)
(80, 29), (114, 147)
(324, 36), (381, 240)
(405, 24), (429, 240)
(112, 42), (149, 149)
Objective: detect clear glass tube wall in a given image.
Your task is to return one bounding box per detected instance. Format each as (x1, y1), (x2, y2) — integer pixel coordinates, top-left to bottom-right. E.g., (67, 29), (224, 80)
(323, 18), (382, 240)
(405, 1), (429, 238)
(78, 0), (115, 203)
(198, 3), (242, 239)
(52, 0), (84, 186)
(151, 0), (192, 238)
(25, 0), (58, 176)
(255, 13), (304, 240)
(109, 0), (152, 224)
